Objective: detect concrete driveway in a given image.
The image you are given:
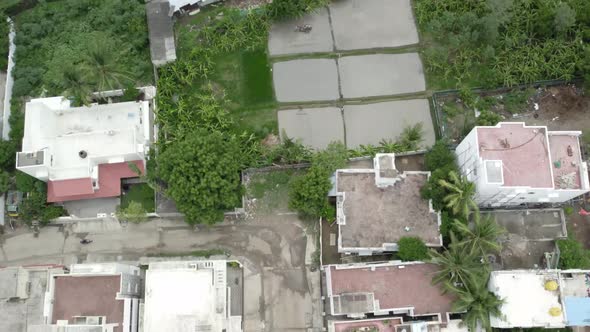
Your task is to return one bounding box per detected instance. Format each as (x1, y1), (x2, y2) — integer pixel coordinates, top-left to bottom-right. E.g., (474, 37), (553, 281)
(0, 214), (322, 332)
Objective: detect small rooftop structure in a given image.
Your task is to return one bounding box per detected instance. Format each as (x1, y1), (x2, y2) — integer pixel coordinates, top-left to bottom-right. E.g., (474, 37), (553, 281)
(334, 153), (441, 255)
(489, 269), (590, 328)
(143, 260), (242, 332)
(17, 97), (150, 202)
(31, 263), (142, 332)
(325, 261), (455, 322)
(146, 1), (176, 66)
(456, 122), (590, 207)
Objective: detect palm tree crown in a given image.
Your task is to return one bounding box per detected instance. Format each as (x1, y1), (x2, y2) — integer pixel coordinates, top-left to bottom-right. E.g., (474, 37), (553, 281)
(445, 275), (504, 332)
(453, 213), (506, 257)
(430, 233), (487, 289)
(438, 170), (477, 218)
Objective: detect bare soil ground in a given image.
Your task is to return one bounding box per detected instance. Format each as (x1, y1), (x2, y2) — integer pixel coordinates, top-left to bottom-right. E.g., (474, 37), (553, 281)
(439, 84), (590, 155)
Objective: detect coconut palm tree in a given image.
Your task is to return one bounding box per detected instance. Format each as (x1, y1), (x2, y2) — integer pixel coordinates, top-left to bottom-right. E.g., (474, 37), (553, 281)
(438, 170), (477, 218)
(453, 213), (506, 257)
(83, 42), (132, 92)
(429, 233), (486, 290)
(60, 66), (92, 106)
(445, 275), (504, 332)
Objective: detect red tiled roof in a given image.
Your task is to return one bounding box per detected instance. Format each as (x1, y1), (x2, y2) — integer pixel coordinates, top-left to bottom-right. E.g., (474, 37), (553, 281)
(52, 275), (124, 332)
(48, 178), (94, 197)
(328, 263), (455, 319)
(47, 160), (144, 203)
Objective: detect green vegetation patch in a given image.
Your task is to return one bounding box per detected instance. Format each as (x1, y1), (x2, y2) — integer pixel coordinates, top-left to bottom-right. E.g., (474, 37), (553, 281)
(12, 0), (152, 99)
(248, 169), (299, 212)
(241, 49), (274, 106)
(121, 183), (155, 213)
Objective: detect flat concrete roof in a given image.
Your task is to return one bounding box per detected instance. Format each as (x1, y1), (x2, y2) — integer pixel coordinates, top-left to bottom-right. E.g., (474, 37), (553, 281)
(272, 59), (340, 102)
(146, 1), (176, 66)
(327, 262), (454, 318)
(52, 275), (124, 332)
(337, 171), (441, 249)
(485, 209), (565, 269)
(329, 0), (419, 50)
(343, 99), (436, 149)
(21, 97), (149, 181)
(489, 270), (564, 328)
(143, 260), (232, 332)
(339, 53), (425, 98)
(268, 7), (333, 56)
(277, 107), (344, 149)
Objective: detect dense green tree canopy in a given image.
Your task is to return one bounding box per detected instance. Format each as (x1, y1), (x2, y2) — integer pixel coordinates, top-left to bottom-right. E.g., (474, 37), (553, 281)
(157, 129), (244, 225)
(397, 237), (429, 261)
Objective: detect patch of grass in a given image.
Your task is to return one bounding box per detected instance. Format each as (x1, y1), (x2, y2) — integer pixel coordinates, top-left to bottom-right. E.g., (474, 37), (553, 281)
(241, 48), (274, 106)
(248, 169), (300, 212)
(147, 248), (227, 258)
(121, 183), (155, 212)
(503, 88), (534, 114)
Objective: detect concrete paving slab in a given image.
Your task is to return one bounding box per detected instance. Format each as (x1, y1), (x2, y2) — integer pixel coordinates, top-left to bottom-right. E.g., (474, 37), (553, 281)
(339, 53), (426, 98)
(343, 99), (435, 148)
(273, 59), (340, 103)
(330, 0), (420, 50)
(278, 107), (345, 149)
(268, 7), (333, 56)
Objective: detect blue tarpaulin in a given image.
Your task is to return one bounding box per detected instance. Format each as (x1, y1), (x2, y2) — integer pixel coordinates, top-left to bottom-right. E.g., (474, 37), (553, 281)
(565, 297), (590, 326)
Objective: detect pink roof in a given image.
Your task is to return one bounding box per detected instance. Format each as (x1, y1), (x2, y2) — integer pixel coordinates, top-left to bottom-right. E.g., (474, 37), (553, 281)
(47, 160), (144, 203)
(549, 134), (582, 189)
(477, 123), (553, 188)
(328, 263), (454, 318)
(52, 275), (124, 332)
(333, 317), (403, 332)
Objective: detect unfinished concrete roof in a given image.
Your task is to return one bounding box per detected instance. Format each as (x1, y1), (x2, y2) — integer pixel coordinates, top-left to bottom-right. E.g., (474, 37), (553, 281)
(51, 275), (124, 332)
(278, 107), (344, 149)
(0, 267), (28, 299)
(327, 262), (454, 317)
(485, 209), (565, 269)
(337, 171), (441, 250)
(146, 1), (177, 66)
(343, 99), (436, 149)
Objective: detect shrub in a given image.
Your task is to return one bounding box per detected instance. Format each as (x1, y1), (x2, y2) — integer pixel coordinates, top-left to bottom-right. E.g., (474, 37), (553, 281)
(424, 140), (457, 172)
(398, 236), (429, 261)
(564, 206), (574, 216)
(557, 238), (590, 269)
(16, 171), (37, 192)
(476, 110), (502, 126)
(116, 201), (147, 223)
(289, 142), (347, 220)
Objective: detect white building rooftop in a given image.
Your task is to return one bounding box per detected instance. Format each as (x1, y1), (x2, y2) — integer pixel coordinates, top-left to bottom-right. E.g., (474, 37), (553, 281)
(18, 97), (150, 181)
(143, 261), (242, 332)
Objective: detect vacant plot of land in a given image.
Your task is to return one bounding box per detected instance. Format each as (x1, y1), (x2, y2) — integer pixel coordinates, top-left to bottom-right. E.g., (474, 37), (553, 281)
(268, 7), (333, 56)
(438, 84), (590, 149)
(338, 53), (426, 98)
(273, 58), (340, 102)
(343, 99), (436, 148)
(329, 0), (419, 50)
(278, 107), (344, 149)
